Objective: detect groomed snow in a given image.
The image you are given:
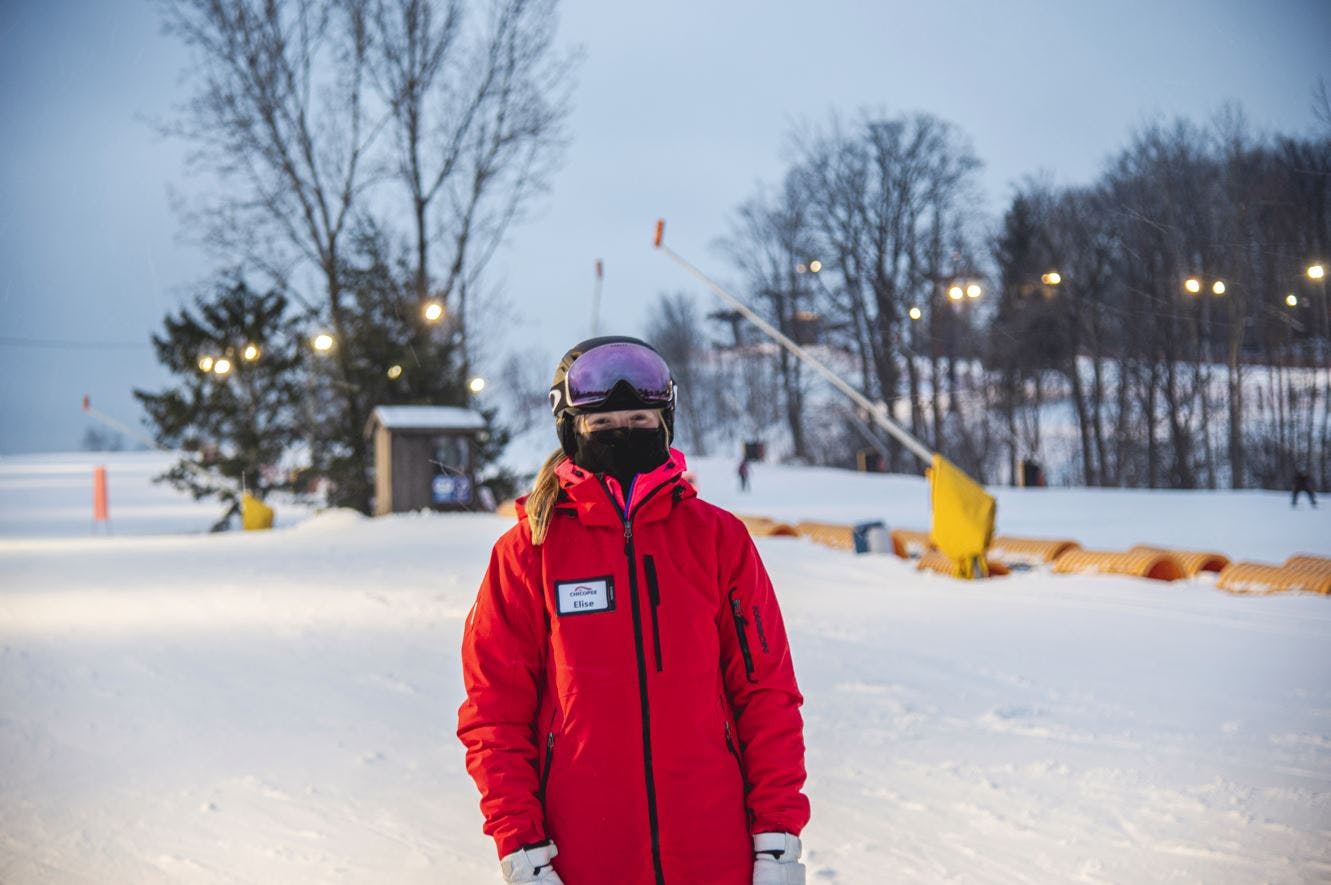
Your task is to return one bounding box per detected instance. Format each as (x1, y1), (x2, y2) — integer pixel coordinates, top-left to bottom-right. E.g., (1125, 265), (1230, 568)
(1, 452), (1328, 883)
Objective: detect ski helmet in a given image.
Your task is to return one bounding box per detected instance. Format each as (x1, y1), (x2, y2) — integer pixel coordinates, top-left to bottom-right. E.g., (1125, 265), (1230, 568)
(549, 336), (676, 456)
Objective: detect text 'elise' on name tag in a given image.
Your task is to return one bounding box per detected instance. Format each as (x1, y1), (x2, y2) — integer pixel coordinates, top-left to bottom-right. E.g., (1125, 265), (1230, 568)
(556, 576), (615, 616)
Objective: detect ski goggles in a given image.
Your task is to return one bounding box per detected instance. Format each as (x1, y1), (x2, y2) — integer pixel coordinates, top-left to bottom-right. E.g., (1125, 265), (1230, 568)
(550, 342), (674, 414)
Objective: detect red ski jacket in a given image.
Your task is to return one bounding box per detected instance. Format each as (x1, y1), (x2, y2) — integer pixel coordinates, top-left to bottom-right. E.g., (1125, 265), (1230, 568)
(458, 450), (809, 884)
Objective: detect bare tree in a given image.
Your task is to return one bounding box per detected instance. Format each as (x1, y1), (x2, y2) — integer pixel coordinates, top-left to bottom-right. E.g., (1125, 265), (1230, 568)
(160, 0), (380, 497)
(646, 291), (712, 455)
(991, 113), (1329, 492)
(162, 0), (374, 333)
(366, 0), (575, 375)
(719, 174), (817, 461)
(159, 0), (577, 509)
(794, 111), (982, 469)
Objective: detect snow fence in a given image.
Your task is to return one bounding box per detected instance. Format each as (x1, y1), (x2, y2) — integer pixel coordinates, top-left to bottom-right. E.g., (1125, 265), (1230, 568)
(988, 536), (1082, 569)
(1216, 554), (1331, 595)
(1051, 548), (1187, 582)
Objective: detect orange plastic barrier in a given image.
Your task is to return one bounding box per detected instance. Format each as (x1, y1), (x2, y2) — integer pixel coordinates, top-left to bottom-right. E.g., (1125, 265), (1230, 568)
(988, 536), (1081, 567)
(1284, 554), (1331, 575)
(92, 465), (108, 522)
(496, 499), (518, 518)
(916, 549), (1010, 578)
(1216, 561), (1331, 595)
(796, 521), (856, 551)
(737, 515), (800, 538)
(1129, 545), (1230, 577)
(1051, 548), (1186, 582)
(891, 528), (932, 560)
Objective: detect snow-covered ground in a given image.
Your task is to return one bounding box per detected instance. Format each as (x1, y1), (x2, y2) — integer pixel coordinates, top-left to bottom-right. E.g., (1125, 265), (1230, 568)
(1, 451), (1329, 883)
(0, 452), (315, 537)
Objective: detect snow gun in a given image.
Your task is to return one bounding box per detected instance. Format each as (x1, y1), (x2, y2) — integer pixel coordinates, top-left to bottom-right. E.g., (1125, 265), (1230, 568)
(81, 395), (274, 530)
(652, 219), (996, 578)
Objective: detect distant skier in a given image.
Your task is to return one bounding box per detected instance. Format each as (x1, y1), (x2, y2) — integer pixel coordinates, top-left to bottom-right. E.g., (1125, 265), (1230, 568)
(458, 336), (809, 884)
(738, 456), (751, 492)
(1291, 468), (1318, 509)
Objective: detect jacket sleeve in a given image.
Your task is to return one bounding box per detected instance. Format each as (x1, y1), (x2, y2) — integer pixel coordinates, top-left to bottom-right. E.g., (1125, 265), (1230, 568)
(457, 526), (548, 858)
(716, 516), (811, 836)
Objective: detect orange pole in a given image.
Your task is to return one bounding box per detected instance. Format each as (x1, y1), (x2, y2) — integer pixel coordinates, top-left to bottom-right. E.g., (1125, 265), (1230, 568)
(93, 465), (109, 522)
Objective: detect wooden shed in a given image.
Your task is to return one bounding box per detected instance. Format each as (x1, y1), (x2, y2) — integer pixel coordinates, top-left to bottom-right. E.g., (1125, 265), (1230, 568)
(364, 405), (487, 515)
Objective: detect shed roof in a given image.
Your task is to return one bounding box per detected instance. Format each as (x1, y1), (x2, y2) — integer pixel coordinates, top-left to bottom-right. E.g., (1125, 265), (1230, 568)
(366, 405), (487, 434)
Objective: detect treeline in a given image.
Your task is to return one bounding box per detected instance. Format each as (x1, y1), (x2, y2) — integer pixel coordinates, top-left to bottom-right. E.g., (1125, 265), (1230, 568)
(135, 0), (575, 516)
(653, 104), (1331, 491)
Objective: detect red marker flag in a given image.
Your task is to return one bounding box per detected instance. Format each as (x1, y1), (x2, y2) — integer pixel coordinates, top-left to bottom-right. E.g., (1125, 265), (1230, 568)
(653, 219), (665, 248)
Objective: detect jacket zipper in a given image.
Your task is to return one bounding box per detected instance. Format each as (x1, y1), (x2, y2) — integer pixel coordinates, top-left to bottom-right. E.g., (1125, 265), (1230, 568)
(643, 554), (663, 672)
(729, 588), (757, 683)
(725, 720), (755, 829)
(538, 731), (556, 802)
(598, 476), (668, 885)
(724, 720), (748, 792)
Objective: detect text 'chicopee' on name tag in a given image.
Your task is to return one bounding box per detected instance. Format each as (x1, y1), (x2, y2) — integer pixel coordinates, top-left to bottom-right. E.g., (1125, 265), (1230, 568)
(556, 576), (615, 616)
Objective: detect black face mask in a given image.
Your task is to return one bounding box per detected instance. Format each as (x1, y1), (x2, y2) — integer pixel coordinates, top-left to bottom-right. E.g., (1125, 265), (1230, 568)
(573, 426), (669, 491)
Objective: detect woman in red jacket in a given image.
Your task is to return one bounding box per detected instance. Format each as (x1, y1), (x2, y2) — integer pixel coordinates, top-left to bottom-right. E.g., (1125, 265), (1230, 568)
(458, 336), (810, 885)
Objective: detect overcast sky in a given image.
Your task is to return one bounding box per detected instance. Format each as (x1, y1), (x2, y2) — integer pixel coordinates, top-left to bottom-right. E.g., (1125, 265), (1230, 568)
(1, 0), (1328, 454)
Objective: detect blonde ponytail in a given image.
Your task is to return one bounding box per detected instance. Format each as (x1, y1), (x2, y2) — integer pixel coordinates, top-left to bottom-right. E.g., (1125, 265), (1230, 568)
(527, 448), (568, 546)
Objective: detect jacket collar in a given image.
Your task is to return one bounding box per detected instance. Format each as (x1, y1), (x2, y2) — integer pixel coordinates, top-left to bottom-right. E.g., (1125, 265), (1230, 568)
(553, 447), (694, 526)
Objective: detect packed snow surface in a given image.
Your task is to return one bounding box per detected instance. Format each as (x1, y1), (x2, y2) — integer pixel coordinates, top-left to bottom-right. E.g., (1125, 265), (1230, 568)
(1, 452), (1329, 883)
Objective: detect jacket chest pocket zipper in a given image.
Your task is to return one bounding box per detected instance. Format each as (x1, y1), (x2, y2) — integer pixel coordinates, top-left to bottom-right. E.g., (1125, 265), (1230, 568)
(643, 555), (663, 672)
(538, 732), (556, 802)
(729, 589), (757, 683)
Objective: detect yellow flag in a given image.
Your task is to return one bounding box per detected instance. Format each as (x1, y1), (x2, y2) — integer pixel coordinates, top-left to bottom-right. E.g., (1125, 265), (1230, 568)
(928, 454), (996, 579)
(241, 492), (275, 531)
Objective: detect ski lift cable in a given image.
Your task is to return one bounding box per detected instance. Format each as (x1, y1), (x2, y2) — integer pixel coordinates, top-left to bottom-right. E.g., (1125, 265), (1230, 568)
(653, 219), (934, 466)
(80, 395), (241, 493)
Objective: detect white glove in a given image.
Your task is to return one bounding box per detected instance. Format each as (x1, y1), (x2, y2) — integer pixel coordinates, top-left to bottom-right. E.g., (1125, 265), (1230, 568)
(753, 832), (805, 885)
(500, 839), (563, 883)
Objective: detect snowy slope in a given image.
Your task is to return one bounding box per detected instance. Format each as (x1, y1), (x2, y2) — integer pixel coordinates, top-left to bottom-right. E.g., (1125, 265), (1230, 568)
(0, 452), (315, 537)
(1, 452), (1329, 883)
(685, 455), (1329, 564)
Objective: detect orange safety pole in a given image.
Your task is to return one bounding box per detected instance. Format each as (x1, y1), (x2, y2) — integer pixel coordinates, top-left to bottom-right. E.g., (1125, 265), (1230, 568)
(92, 465), (109, 523)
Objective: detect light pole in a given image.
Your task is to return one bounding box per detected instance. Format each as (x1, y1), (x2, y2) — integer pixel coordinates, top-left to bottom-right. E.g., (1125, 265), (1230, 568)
(1307, 264), (1329, 487)
(1308, 263), (1327, 363)
(1182, 275), (1227, 364)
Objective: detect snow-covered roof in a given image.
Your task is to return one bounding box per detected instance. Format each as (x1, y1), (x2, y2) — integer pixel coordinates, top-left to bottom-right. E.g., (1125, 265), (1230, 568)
(366, 405), (486, 434)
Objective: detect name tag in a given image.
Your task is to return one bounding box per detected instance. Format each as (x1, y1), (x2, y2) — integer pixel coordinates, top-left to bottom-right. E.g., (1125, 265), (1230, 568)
(556, 576), (615, 616)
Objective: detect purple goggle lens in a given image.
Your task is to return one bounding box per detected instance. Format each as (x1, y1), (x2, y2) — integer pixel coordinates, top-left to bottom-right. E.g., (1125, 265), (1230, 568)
(557, 342), (673, 412)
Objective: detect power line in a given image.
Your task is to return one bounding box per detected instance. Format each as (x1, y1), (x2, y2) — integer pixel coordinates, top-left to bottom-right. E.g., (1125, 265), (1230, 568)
(0, 336), (149, 350)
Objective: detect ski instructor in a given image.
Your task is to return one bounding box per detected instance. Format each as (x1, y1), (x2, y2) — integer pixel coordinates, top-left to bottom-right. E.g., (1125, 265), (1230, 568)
(458, 336), (810, 884)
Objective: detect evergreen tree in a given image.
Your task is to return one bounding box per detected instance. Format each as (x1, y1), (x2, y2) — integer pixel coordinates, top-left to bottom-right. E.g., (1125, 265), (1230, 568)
(306, 227), (514, 511)
(134, 277), (305, 530)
